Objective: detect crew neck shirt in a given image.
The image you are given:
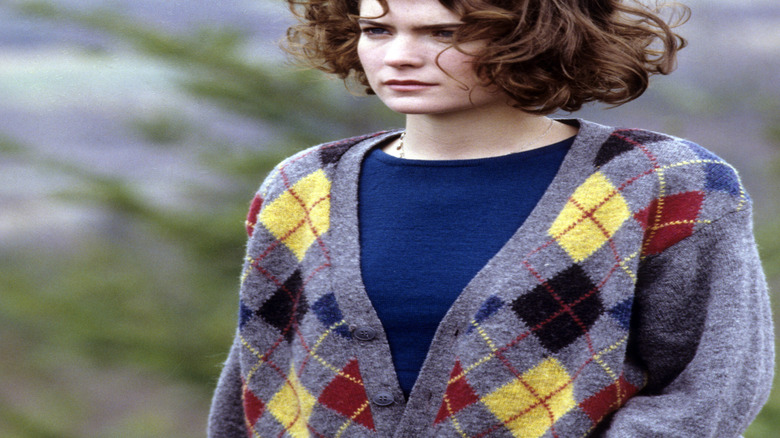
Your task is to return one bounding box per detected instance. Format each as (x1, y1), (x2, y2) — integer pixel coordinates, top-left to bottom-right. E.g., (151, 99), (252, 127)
(358, 136), (574, 396)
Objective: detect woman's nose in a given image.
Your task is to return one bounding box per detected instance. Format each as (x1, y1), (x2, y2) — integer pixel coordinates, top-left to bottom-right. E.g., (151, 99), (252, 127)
(384, 35), (424, 68)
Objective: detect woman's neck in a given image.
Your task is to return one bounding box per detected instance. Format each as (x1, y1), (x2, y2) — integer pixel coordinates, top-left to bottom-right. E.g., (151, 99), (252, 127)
(391, 106), (577, 160)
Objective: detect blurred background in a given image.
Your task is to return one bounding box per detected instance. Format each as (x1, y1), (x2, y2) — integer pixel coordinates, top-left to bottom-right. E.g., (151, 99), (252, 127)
(0, 0), (778, 436)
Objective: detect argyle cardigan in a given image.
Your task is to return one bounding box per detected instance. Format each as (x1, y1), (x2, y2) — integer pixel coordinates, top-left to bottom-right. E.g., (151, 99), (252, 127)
(208, 119), (774, 437)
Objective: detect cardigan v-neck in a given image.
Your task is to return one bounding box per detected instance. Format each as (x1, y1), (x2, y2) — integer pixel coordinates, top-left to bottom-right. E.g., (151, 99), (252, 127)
(328, 120), (608, 429)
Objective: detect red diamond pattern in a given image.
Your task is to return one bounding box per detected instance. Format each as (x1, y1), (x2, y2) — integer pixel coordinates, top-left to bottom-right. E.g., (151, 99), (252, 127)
(634, 191), (704, 256)
(243, 384), (265, 428)
(318, 359), (375, 431)
(434, 360), (479, 425)
(580, 375), (638, 424)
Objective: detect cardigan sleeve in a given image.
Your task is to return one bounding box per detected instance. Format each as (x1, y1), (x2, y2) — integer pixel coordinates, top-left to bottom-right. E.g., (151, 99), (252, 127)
(207, 158), (291, 437)
(603, 208), (774, 437)
(208, 334), (247, 437)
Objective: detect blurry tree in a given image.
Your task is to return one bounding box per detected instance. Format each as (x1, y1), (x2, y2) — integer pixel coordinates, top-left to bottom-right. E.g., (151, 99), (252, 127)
(1, 1), (398, 436)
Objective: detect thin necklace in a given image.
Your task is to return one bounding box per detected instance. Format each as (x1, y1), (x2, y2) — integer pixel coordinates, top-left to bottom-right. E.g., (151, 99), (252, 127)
(396, 131), (407, 158)
(395, 118), (555, 159)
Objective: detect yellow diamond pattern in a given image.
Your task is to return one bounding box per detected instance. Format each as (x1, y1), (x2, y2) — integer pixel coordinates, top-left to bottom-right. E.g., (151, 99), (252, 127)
(549, 172), (630, 262)
(267, 365), (316, 438)
(482, 358), (575, 438)
(260, 169), (331, 261)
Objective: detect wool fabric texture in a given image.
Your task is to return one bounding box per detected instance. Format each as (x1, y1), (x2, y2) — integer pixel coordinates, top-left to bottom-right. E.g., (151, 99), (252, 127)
(209, 119), (774, 438)
(358, 140), (572, 396)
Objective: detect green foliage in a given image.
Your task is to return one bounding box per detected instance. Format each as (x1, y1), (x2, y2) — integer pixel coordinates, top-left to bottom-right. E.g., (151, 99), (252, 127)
(130, 112), (192, 145)
(12, 0), (400, 144)
(0, 132), (25, 154)
(762, 101), (780, 147)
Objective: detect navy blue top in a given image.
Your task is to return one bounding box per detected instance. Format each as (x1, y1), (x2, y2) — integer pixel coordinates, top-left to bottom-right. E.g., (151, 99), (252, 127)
(358, 136), (573, 396)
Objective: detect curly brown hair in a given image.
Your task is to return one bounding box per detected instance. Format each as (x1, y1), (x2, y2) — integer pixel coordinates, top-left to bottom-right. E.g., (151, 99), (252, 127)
(284, 0), (690, 114)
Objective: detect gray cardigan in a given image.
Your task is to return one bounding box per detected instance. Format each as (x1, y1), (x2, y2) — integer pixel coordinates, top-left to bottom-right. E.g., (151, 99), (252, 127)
(209, 120), (773, 437)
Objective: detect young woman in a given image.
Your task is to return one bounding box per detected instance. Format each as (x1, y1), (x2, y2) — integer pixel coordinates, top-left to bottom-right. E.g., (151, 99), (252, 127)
(209, 0), (774, 436)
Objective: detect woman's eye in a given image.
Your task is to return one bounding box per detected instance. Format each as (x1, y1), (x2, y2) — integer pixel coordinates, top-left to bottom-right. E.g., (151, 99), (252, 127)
(432, 30), (455, 39)
(361, 27), (389, 36)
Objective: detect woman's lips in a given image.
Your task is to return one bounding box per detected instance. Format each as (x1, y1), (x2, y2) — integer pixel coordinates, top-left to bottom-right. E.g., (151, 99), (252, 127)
(384, 80), (436, 91)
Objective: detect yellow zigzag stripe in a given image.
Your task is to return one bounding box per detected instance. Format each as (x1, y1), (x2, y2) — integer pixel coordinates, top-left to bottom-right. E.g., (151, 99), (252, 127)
(648, 219), (713, 231)
(618, 251), (639, 284)
(659, 159), (748, 210)
(451, 321), (501, 382)
(442, 393), (470, 438)
(240, 255), (254, 285)
(642, 164), (667, 257)
(334, 417), (351, 437)
(590, 335), (629, 390)
(242, 318), (358, 394)
(334, 401), (372, 438)
(308, 320), (363, 386)
(250, 427), (262, 438)
(662, 158), (735, 172)
(241, 335), (266, 383)
(576, 337), (633, 438)
(476, 323), (499, 353)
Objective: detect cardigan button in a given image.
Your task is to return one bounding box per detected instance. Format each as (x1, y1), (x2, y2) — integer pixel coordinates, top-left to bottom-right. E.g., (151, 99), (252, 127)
(354, 326), (377, 341)
(372, 391), (395, 406)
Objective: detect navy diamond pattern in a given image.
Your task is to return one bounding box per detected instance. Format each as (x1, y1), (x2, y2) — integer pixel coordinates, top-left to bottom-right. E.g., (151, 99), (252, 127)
(512, 265), (604, 352)
(259, 270), (308, 342)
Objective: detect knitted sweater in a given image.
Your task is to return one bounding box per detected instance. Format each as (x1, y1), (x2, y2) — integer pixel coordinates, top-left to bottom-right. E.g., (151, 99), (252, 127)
(208, 119), (774, 438)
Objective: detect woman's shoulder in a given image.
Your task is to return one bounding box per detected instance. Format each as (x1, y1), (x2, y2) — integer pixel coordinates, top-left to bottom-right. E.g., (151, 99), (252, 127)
(575, 119), (752, 227)
(577, 120), (734, 169)
(579, 120), (744, 187)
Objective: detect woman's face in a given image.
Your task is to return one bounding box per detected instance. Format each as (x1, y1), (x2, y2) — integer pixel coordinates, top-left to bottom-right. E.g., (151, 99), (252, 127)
(357, 0), (510, 116)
